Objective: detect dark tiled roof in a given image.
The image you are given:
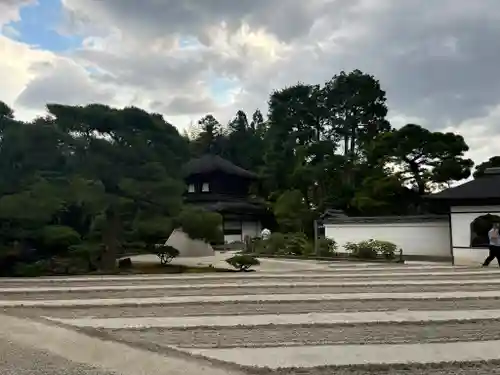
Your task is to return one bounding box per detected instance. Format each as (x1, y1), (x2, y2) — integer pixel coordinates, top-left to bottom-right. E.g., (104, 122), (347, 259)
(428, 168), (500, 200)
(182, 155), (258, 179)
(191, 200), (267, 213)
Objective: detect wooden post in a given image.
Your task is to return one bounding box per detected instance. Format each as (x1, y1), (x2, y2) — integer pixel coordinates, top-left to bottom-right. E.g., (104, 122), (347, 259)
(314, 220), (319, 256)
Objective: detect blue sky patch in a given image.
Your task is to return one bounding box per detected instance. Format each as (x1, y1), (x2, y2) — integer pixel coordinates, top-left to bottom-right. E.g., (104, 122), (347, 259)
(5, 0), (83, 52)
(208, 76), (238, 104)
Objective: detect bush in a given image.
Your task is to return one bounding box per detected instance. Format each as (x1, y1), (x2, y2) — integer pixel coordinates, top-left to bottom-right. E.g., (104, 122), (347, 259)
(284, 232), (312, 256)
(344, 239), (398, 260)
(156, 245), (179, 265)
(176, 207), (223, 244)
(317, 238), (338, 257)
(253, 232), (313, 256)
(264, 232), (287, 254)
(226, 254), (260, 271)
(68, 243), (102, 271)
(370, 240), (398, 259)
(39, 225), (81, 252)
(13, 260), (52, 277)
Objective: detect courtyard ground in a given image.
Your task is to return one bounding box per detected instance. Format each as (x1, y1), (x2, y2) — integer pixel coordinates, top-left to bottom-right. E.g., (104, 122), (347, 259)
(1, 256), (500, 374)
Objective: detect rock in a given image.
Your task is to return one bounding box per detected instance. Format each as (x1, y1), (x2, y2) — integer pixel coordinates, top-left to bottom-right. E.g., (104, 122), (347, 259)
(118, 258), (132, 269)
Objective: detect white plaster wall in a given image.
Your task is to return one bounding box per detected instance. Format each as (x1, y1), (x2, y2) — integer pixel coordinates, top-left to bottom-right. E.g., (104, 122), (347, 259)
(224, 234), (242, 244)
(242, 220), (261, 239)
(451, 205), (500, 266)
(325, 221), (451, 258)
(224, 221), (261, 243)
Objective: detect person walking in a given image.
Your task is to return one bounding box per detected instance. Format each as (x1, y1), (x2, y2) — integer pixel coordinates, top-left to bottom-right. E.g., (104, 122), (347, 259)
(483, 223), (500, 267)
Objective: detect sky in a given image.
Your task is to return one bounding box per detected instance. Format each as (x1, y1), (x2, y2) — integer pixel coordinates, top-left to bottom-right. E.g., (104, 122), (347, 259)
(1, 0), (500, 166)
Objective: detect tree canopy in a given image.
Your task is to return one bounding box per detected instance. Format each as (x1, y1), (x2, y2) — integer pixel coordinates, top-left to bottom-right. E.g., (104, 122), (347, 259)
(0, 68), (483, 274)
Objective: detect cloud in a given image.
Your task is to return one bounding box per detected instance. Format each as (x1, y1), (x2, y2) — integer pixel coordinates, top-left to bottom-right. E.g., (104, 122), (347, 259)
(0, 0), (34, 26)
(2, 0), (500, 165)
(0, 34), (56, 120)
(152, 96), (216, 116)
(15, 58), (114, 109)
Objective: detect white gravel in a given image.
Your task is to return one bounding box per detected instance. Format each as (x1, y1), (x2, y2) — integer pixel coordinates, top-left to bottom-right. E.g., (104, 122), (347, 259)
(44, 309), (500, 329)
(183, 340), (500, 368)
(0, 337), (117, 375)
(2, 278), (499, 293)
(108, 320), (500, 349)
(4, 290), (500, 307)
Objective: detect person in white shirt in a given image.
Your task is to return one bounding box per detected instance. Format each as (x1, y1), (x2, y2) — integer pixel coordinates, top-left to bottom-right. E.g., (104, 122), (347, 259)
(483, 223), (500, 267)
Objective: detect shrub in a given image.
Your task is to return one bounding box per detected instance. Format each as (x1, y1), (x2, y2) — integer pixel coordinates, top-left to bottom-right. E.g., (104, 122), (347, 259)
(253, 232), (314, 256)
(317, 238), (338, 257)
(284, 232), (312, 256)
(39, 225), (81, 252)
(266, 232), (287, 254)
(253, 232), (286, 254)
(370, 240), (398, 259)
(176, 207), (223, 244)
(13, 259), (51, 277)
(344, 239), (398, 260)
(68, 243), (102, 271)
(226, 254), (260, 271)
(131, 216), (173, 250)
(156, 245), (179, 265)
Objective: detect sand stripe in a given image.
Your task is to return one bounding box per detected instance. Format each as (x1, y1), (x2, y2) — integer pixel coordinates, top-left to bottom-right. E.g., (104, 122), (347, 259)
(43, 309), (500, 329)
(3, 291), (500, 307)
(0, 269), (497, 283)
(3, 278), (500, 293)
(183, 340), (500, 368)
(0, 313), (243, 375)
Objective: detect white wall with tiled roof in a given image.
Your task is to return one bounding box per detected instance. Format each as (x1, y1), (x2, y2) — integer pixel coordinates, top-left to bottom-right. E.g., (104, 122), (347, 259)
(451, 205), (500, 265)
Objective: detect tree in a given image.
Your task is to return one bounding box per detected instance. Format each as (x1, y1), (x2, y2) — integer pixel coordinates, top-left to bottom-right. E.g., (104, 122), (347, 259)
(372, 124), (473, 195)
(191, 114), (225, 156)
(250, 109), (267, 136)
(273, 190), (310, 233)
(46, 104), (189, 270)
(322, 70), (390, 162)
(0, 101), (14, 119)
(474, 156), (500, 178)
(229, 110), (249, 133)
(263, 84), (322, 201)
(225, 110), (265, 172)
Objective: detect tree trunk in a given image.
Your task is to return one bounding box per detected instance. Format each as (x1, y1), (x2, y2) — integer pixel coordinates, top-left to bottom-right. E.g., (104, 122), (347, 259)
(100, 208), (120, 271)
(408, 160), (426, 195)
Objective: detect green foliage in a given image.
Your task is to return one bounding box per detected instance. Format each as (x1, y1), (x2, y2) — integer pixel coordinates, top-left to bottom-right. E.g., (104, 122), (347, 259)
(68, 243), (102, 271)
(256, 232), (286, 254)
(344, 239), (398, 260)
(176, 207), (223, 244)
(131, 216), (173, 249)
(273, 190), (310, 233)
(317, 238), (338, 257)
(226, 254), (260, 271)
(156, 245), (180, 265)
(284, 232), (312, 256)
(474, 156), (500, 178)
(39, 225), (81, 250)
(0, 64), (478, 275)
(372, 124), (473, 194)
(13, 260), (51, 277)
(254, 232), (312, 257)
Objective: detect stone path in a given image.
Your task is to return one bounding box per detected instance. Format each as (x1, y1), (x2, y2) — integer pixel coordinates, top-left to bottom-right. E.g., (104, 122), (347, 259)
(3, 259), (500, 374)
